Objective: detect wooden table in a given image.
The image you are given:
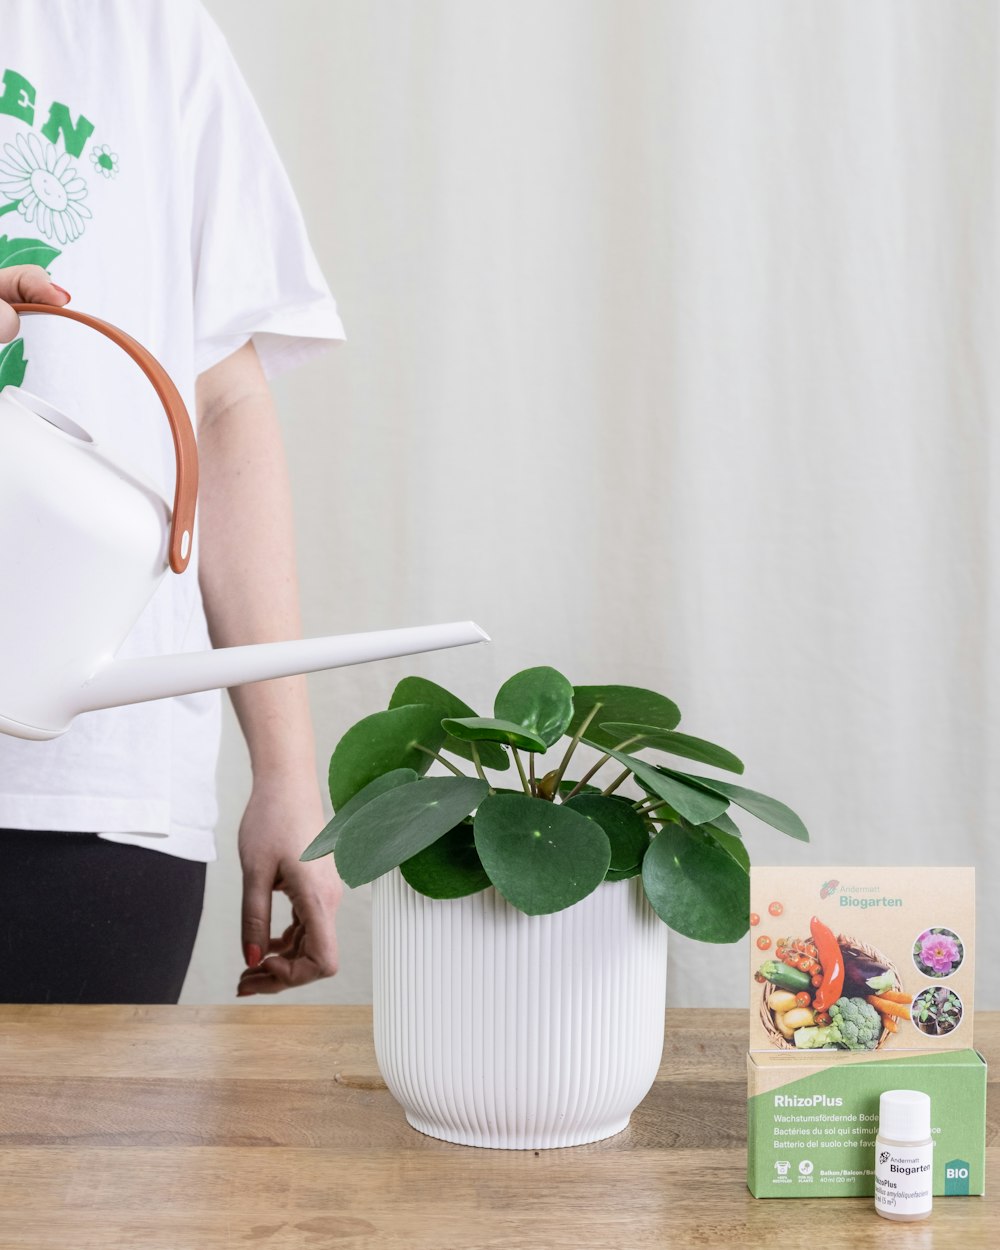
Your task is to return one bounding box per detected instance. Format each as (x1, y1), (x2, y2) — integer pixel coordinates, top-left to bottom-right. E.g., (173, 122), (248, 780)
(0, 1006), (994, 1249)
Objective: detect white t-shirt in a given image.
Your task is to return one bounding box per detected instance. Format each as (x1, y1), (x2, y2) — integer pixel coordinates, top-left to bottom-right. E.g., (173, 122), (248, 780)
(0, 1), (346, 862)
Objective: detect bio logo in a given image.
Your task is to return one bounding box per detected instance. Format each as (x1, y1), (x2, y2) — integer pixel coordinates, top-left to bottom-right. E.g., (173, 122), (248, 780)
(819, 878), (839, 899)
(945, 1160), (970, 1196)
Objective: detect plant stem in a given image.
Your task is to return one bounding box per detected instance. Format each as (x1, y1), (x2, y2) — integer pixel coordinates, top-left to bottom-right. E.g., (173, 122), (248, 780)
(470, 741), (488, 783)
(615, 736), (644, 751)
(562, 735), (642, 802)
(562, 754), (610, 801)
(635, 795), (669, 814)
(413, 744), (465, 777)
(512, 746), (531, 795)
(529, 751), (537, 796)
(601, 767), (632, 797)
(0, 199), (20, 218)
(549, 701), (604, 798)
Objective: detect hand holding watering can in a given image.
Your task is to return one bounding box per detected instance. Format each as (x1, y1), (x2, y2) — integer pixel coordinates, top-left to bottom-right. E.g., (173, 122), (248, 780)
(0, 289), (489, 739)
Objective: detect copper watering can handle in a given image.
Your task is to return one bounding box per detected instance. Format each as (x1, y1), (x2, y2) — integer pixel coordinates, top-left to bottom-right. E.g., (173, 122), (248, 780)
(10, 303), (198, 574)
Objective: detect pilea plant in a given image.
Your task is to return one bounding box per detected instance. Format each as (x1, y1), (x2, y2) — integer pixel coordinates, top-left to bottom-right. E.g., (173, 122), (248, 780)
(301, 666), (809, 942)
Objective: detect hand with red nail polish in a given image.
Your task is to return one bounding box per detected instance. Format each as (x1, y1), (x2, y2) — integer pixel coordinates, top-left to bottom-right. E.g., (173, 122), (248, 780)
(0, 265), (71, 343)
(235, 777), (342, 998)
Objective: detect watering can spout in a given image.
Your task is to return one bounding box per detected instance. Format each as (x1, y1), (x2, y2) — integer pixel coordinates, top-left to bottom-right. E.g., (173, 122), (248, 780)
(0, 305), (493, 742)
(77, 621), (491, 715)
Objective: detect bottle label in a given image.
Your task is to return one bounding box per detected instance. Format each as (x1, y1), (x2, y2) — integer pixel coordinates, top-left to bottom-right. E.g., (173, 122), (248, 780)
(874, 1141), (933, 1215)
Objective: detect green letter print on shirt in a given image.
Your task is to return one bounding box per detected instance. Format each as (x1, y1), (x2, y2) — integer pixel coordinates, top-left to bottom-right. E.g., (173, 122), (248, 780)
(0, 230), (61, 392)
(0, 70), (36, 125)
(40, 103), (95, 159)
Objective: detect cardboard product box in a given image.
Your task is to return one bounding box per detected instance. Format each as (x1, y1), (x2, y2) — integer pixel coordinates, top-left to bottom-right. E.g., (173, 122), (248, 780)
(750, 866), (975, 1054)
(747, 1047), (987, 1198)
(746, 866), (985, 1199)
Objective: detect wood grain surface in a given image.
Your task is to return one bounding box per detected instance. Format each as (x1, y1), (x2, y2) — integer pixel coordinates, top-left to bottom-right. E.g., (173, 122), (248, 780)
(0, 1005), (994, 1249)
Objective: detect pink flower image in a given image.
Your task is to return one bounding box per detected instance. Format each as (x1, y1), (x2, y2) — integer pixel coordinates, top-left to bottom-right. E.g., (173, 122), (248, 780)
(915, 930), (962, 976)
(921, 934), (959, 971)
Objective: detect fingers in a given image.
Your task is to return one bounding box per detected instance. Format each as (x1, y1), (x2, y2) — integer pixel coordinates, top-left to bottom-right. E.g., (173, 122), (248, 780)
(241, 870), (274, 972)
(267, 924), (297, 954)
(0, 265), (70, 343)
(237, 902), (339, 997)
(236, 952), (327, 995)
(267, 917), (304, 956)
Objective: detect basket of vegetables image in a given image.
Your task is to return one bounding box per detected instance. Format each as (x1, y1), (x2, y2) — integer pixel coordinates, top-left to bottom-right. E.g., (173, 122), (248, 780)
(755, 919), (913, 1050)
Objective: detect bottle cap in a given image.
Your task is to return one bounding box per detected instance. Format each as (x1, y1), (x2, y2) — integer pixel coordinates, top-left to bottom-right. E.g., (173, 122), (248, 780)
(879, 1089), (931, 1142)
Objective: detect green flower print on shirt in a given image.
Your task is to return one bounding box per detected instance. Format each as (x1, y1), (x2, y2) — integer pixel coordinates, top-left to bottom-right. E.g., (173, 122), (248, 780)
(0, 131), (91, 243)
(0, 336), (27, 389)
(0, 230), (62, 389)
(0, 132), (96, 390)
(90, 144), (119, 179)
(0, 69), (115, 391)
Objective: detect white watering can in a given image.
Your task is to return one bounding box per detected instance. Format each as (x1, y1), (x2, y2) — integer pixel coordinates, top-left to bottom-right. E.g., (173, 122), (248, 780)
(0, 304), (490, 741)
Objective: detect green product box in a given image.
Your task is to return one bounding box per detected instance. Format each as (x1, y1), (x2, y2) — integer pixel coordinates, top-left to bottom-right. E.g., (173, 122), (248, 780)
(747, 865), (985, 1199)
(747, 1048), (987, 1198)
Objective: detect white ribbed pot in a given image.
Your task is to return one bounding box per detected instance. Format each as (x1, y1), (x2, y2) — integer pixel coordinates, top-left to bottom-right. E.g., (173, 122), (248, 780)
(371, 867), (669, 1149)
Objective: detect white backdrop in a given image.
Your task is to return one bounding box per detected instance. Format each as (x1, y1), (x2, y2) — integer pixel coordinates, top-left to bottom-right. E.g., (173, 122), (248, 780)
(184, 0), (999, 1009)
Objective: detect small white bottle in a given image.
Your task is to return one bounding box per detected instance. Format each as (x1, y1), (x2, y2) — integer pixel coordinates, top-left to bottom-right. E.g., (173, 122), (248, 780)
(874, 1089), (933, 1221)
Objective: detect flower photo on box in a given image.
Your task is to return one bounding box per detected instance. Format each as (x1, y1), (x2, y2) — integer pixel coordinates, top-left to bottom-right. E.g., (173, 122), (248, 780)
(913, 927), (964, 978)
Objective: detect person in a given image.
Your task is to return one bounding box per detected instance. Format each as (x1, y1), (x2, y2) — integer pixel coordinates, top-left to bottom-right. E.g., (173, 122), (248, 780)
(0, 1), (344, 1002)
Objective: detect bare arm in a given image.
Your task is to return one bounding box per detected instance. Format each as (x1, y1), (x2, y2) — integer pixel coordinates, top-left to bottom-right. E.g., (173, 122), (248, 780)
(195, 341), (316, 779)
(195, 340), (342, 994)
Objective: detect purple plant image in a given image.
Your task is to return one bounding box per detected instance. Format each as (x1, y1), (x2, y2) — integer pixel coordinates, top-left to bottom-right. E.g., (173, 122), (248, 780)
(912, 986), (963, 1036)
(913, 927), (964, 978)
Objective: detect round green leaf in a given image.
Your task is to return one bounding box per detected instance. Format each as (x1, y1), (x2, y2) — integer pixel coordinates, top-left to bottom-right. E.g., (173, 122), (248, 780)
(335, 776), (489, 887)
(562, 794), (650, 877)
(663, 771), (809, 842)
(567, 685), (681, 752)
(598, 724), (744, 774)
(600, 747), (730, 825)
(641, 823), (750, 942)
(400, 822), (491, 898)
(389, 676), (509, 771)
(328, 704), (446, 810)
(301, 768), (417, 861)
(603, 792), (652, 877)
(473, 793), (611, 915)
(493, 666), (574, 748)
(441, 716), (547, 753)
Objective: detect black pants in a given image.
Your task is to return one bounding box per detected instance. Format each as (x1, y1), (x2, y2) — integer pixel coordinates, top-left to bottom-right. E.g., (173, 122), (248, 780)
(0, 829), (207, 1004)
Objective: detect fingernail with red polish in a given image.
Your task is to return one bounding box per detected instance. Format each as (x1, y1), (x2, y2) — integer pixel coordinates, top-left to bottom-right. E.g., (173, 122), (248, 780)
(246, 943), (262, 968)
(51, 285), (71, 303)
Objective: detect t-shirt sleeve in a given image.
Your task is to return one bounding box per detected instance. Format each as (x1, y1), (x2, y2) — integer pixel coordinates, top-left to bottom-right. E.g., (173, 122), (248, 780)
(182, 4), (346, 380)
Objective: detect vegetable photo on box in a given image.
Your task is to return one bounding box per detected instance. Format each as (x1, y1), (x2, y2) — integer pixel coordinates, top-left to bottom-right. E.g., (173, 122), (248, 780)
(755, 919), (914, 1050)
